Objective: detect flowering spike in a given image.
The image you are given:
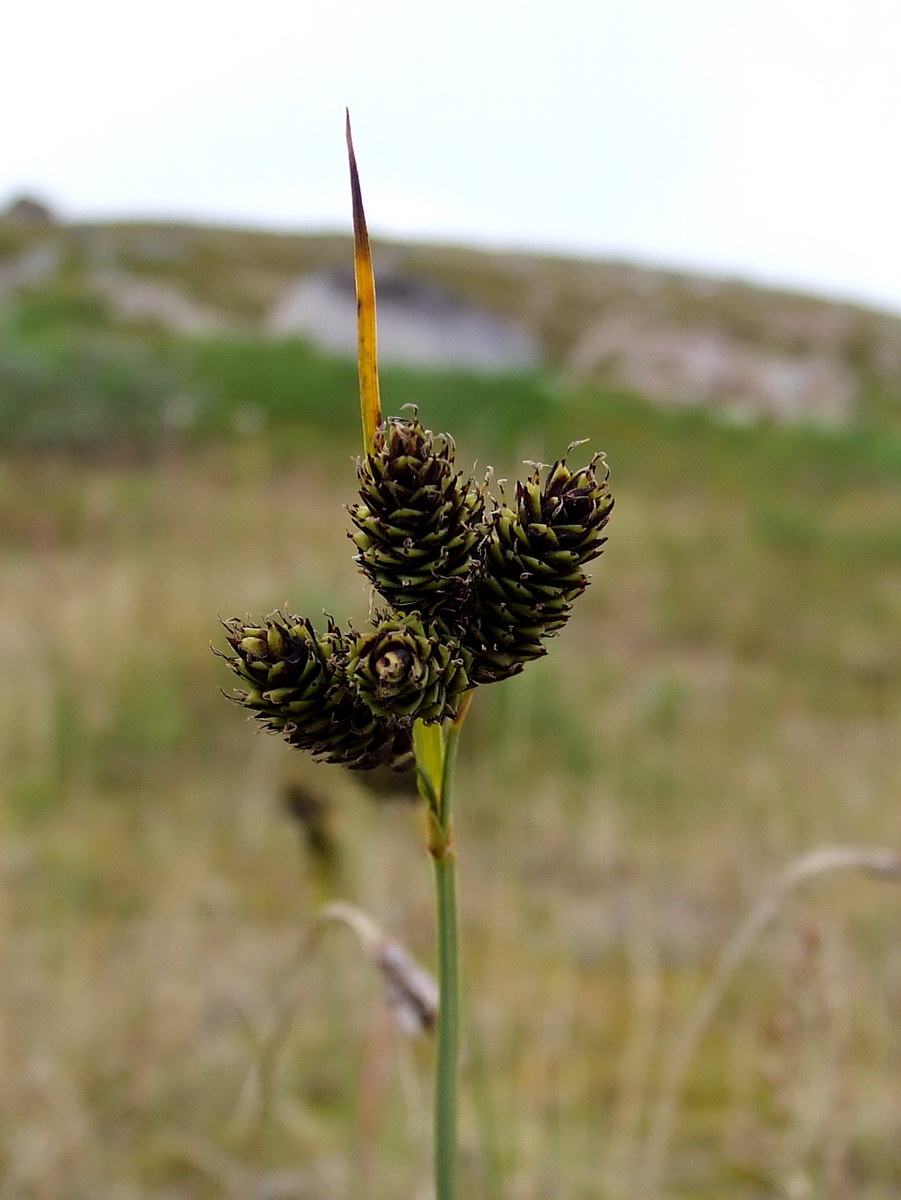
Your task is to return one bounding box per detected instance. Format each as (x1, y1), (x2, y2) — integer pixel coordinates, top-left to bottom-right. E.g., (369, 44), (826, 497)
(465, 450), (614, 683)
(345, 612), (472, 726)
(221, 612), (413, 770)
(349, 411), (487, 626)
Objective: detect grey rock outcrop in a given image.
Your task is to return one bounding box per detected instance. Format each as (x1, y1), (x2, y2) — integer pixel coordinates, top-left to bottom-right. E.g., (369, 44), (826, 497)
(266, 268), (539, 373)
(566, 316), (856, 425)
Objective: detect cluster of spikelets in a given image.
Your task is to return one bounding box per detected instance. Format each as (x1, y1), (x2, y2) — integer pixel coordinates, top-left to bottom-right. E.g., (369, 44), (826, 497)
(220, 411), (612, 770)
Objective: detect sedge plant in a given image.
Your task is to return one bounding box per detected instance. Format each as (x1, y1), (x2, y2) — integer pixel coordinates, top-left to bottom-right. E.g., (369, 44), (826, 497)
(218, 114), (613, 1200)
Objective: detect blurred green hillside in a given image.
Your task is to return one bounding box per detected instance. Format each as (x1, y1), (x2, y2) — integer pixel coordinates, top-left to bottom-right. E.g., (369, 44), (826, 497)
(1, 209), (901, 1199)
(2, 205), (901, 455)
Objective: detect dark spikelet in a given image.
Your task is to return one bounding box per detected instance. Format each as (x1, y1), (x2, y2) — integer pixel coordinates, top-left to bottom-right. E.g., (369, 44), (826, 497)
(349, 412), (486, 624)
(345, 612), (472, 725)
(465, 449), (614, 684)
(219, 612), (414, 771)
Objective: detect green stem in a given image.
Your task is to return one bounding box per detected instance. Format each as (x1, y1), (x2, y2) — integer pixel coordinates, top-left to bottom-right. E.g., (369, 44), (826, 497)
(432, 841), (459, 1200)
(413, 696), (470, 1200)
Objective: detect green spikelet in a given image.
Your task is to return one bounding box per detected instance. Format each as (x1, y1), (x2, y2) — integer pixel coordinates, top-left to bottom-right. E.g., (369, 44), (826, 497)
(349, 412), (486, 624)
(467, 448), (614, 684)
(220, 612), (414, 771)
(346, 612), (472, 725)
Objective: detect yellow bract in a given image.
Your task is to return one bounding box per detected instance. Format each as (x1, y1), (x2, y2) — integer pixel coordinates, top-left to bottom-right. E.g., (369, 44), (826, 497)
(345, 111), (382, 454)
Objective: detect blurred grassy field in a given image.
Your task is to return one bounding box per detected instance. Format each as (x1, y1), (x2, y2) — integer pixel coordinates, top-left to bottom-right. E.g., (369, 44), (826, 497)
(1, 351), (901, 1200)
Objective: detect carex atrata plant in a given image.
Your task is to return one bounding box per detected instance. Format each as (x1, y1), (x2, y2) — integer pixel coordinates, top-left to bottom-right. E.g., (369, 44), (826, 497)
(218, 114), (613, 1200)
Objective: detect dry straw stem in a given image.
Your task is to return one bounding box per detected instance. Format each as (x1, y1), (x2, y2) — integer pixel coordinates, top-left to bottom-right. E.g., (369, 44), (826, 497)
(608, 884), (663, 1194)
(318, 901), (439, 1037)
(640, 844), (901, 1200)
(346, 110), (382, 453)
(232, 901), (437, 1145)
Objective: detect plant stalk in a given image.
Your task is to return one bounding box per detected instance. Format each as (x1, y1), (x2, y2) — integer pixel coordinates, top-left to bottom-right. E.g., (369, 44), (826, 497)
(414, 694), (470, 1200)
(431, 835), (459, 1199)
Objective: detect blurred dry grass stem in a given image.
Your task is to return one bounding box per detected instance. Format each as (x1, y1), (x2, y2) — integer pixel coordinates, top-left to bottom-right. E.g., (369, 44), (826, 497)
(316, 901), (438, 1038)
(641, 844), (901, 1199)
(232, 899), (437, 1148)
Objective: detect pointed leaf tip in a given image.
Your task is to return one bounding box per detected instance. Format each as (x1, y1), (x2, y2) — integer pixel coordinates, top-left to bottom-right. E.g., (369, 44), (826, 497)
(346, 113), (382, 453)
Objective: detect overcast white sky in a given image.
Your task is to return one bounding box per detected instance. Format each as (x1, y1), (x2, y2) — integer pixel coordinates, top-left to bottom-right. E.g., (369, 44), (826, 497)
(5, 0), (901, 312)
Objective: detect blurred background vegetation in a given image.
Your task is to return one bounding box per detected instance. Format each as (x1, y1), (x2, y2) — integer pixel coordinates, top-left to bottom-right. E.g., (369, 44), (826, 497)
(2, 207), (901, 1199)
